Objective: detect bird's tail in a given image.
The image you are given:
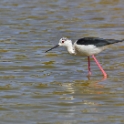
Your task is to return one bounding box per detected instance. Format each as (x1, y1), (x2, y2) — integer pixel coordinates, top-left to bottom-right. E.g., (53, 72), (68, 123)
(107, 39), (124, 45)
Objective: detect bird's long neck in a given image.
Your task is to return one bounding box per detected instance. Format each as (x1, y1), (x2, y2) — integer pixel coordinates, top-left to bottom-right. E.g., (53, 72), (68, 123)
(66, 43), (75, 55)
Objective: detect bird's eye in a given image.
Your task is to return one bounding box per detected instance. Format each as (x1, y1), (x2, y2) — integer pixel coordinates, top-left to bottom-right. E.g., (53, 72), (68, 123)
(62, 41), (64, 43)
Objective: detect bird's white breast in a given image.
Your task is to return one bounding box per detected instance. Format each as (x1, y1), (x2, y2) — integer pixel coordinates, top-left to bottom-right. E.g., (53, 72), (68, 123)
(74, 43), (106, 56)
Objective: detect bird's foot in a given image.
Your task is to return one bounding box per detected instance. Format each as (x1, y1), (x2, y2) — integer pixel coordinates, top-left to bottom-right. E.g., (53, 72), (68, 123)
(87, 71), (92, 79)
(88, 71), (92, 76)
(103, 74), (107, 80)
(87, 71), (92, 77)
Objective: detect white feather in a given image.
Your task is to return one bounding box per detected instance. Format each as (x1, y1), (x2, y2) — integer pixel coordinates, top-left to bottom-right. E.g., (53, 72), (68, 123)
(74, 43), (105, 56)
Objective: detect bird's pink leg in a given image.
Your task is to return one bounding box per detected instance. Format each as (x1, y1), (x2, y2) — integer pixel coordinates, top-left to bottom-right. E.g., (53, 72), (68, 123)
(92, 55), (107, 78)
(88, 56), (92, 76)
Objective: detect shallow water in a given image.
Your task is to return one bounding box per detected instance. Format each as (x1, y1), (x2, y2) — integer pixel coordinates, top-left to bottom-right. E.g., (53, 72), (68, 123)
(0, 0), (124, 123)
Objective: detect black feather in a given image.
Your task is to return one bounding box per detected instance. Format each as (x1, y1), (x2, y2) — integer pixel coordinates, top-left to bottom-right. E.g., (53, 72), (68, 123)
(76, 37), (124, 47)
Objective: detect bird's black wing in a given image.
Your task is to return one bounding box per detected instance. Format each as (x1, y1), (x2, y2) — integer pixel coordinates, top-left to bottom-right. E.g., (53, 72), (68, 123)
(76, 37), (123, 47)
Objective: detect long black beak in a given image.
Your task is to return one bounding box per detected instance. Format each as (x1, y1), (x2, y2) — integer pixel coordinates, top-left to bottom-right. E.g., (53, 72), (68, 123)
(45, 45), (59, 53)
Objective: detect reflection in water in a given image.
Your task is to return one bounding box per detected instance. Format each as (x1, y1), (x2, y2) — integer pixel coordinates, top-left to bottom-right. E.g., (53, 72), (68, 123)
(49, 78), (105, 122)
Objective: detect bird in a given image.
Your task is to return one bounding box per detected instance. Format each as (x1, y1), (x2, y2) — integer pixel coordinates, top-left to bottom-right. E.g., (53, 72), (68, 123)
(45, 37), (124, 78)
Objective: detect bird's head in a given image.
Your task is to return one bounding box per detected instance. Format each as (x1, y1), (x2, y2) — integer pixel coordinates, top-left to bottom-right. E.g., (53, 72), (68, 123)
(58, 37), (72, 47)
(45, 37), (72, 53)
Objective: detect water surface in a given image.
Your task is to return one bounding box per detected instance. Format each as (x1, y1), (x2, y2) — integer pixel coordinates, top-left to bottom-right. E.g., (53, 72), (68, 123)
(0, 0), (124, 123)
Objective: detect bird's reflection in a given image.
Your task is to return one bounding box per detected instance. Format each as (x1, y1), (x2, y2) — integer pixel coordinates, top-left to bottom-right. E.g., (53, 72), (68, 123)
(87, 74), (107, 83)
(60, 74), (108, 96)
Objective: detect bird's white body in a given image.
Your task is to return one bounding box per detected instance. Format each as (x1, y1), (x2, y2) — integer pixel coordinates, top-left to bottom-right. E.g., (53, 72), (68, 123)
(74, 43), (106, 56)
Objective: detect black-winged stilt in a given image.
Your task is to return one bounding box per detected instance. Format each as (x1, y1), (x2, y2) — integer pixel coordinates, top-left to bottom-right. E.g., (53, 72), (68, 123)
(45, 37), (123, 78)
